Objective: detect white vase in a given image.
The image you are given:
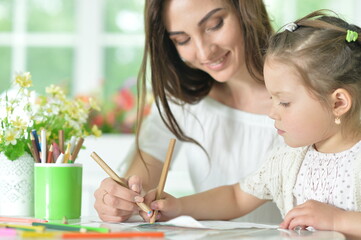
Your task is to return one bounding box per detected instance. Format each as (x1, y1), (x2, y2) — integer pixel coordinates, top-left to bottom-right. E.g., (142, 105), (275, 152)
(0, 152), (34, 217)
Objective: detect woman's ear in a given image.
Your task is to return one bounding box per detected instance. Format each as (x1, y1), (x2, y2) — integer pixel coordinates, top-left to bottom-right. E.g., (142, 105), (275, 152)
(331, 88), (352, 117)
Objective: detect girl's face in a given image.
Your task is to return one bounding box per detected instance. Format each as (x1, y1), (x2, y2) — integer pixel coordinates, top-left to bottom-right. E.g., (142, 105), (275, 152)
(163, 0), (246, 83)
(264, 59), (337, 149)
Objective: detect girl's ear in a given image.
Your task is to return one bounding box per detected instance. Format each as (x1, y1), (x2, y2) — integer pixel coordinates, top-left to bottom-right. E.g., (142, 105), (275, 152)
(331, 88), (352, 117)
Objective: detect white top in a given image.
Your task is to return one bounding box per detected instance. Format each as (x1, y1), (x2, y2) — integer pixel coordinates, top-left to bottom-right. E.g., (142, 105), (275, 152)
(240, 142), (361, 217)
(294, 142), (361, 211)
(124, 97), (284, 224)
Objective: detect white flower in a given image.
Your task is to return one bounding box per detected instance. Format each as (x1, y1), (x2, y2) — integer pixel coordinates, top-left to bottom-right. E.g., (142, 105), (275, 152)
(4, 128), (19, 146)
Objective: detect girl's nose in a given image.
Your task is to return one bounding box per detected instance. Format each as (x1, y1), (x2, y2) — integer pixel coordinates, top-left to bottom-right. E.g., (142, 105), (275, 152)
(268, 107), (279, 120)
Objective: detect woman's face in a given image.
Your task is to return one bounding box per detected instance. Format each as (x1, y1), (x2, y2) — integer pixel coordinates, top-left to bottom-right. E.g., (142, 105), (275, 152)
(163, 0), (246, 83)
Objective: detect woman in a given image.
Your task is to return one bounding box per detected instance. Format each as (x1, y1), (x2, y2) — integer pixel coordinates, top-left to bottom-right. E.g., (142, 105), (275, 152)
(94, 0), (283, 224)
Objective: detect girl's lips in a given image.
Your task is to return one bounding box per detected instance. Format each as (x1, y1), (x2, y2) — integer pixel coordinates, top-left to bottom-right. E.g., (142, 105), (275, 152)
(277, 129), (285, 135)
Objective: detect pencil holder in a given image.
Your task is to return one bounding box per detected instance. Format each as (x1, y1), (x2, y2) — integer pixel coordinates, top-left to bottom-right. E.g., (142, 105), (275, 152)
(34, 163), (82, 220)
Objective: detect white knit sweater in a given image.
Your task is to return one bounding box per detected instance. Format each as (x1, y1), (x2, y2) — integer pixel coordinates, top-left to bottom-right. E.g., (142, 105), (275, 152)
(239, 144), (361, 217)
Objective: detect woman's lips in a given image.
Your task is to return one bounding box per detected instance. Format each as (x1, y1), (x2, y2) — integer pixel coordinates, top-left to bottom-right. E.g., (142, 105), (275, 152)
(203, 52), (230, 71)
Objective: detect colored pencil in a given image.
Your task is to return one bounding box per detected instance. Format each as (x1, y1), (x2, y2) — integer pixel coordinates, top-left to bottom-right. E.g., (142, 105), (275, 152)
(30, 133), (41, 163)
(0, 216), (48, 223)
(62, 231), (165, 239)
(70, 137), (84, 163)
(31, 129), (41, 154)
(47, 145), (53, 163)
(59, 129), (64, 153)
(27, 142), (39, 163)
(41, 129), (47, 163)
(0, 228), (17, 237)
(90, 152), (152, 215)
(55, 153), (64, 164)
(69, 136), (77, 154)
(21, 231), (59, 238)
(52, 142), (61, 161)
(0, 223), (45, 232)
(32, 222), (109, 233)
(150, 138), (176, 224)
(63, 143), (71, 163)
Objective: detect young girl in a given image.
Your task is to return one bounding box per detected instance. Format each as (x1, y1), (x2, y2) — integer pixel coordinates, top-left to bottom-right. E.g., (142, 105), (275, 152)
(139, 10), (361, 238)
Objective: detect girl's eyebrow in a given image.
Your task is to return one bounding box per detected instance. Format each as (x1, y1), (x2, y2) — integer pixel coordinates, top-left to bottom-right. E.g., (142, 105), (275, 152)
(168, 8), (224, 36)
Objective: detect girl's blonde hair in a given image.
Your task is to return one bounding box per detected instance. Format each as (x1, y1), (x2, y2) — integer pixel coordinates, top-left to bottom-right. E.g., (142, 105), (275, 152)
(267, 10), (361, 136)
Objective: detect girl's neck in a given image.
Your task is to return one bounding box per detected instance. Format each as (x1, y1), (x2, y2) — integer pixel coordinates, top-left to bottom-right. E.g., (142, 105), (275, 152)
(314, 132), (361, 153)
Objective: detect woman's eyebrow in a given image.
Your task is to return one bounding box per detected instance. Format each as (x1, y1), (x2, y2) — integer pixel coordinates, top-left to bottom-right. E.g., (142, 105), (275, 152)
(168, 8), (224, 36)
(198, 8), (224, 26)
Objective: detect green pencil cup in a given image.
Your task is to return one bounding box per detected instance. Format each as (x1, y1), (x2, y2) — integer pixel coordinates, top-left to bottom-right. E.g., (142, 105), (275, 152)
(34, 163), (82, 220)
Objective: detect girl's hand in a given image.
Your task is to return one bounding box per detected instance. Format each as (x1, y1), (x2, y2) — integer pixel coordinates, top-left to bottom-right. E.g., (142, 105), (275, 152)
(280, 200), (344, 231)
(94, 175), (144, 222)
(138, 189), (182, 222)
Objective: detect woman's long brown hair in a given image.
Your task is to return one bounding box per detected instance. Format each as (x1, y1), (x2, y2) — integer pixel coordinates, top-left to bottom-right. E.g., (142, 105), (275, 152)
(136, 0), (274, 164)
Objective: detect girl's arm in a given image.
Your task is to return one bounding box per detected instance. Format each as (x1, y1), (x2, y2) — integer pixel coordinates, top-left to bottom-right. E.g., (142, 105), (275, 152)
(281, 200), (361, 239)
(142, 183), (267, 221)
(336, 210), (361, 239)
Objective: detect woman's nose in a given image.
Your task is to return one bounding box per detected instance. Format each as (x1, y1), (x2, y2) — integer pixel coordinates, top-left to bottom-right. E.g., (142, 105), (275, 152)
(194, 38), (215, 61)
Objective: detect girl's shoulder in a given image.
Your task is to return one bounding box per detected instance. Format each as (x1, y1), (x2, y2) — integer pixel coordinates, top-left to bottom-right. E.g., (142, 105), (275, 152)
(267, 144), (309, 168)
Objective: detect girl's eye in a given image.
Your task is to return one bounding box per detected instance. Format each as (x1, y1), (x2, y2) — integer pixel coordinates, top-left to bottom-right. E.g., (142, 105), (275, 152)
(206, 19), (224, 32)
(279, 102), (290, 107)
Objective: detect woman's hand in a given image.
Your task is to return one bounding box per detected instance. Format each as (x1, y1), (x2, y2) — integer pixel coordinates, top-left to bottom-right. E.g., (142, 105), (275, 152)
(94, 175), (144, 222)
(138, 189), (182, 222)
(280, 200), (344, 231)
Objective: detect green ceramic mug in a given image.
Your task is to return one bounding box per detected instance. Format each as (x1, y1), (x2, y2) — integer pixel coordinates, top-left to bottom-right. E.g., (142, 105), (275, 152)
(34, 163), (82, 220)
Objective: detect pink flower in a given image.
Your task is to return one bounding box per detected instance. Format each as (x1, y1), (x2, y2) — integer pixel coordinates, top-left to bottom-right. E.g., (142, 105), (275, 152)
(113, 89), (134, 111)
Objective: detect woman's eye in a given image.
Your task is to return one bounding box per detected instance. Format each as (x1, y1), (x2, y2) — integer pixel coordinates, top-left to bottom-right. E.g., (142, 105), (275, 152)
(206, 19), (224, 32)
(279, 102), (290, 107)
(172, 37), (190, 46)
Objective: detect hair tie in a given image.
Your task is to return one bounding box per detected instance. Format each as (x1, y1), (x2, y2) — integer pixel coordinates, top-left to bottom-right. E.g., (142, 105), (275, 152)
(284, 23), (298, 32)
(346, 30), (359, 42)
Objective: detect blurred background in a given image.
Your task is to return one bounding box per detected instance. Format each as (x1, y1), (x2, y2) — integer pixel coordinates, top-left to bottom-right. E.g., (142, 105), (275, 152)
(0, 0), (360, 135)
(0, 0), (360, 217)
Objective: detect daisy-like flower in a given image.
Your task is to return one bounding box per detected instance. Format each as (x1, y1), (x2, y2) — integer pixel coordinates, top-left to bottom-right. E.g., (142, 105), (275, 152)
(91, 125), (102, 137)
(14, 72), (32, 88)
(4, 128), (19, 146)
(89, 97), (101, 111)
(11, 117), (28, 130)
(45, 84), (66, 100)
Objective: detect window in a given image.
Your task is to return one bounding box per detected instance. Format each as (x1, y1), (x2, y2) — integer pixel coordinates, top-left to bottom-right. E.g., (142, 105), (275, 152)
(0, 0), (359, 131)
(265, 0), (360, 30)
(0, 0), (144, 98)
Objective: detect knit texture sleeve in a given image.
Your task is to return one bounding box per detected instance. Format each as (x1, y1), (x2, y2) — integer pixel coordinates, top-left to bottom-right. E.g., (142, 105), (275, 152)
(239, 144), (307, 216)
(239, 145), (286, 200)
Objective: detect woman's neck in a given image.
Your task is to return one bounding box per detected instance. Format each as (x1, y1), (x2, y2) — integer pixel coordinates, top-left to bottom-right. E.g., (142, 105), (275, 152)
(209, 77), (272, 115)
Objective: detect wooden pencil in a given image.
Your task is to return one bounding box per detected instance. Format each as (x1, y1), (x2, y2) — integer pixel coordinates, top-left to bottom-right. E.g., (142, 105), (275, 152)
(27, 143), (39, 163)
(90, 152), (152, 215)
(70, 137), (84, 163)
(47, 145), (53, 163)
(59, 130), (64, 153)
(150, 138), (176, 224)
(30, 134), (41, 163)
